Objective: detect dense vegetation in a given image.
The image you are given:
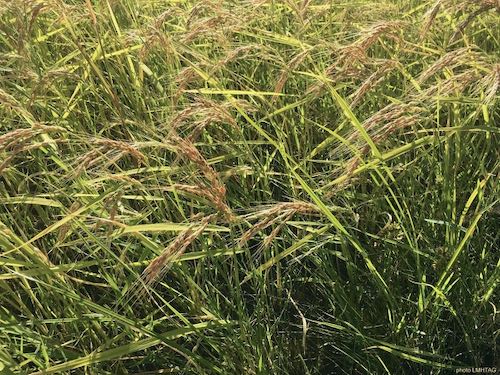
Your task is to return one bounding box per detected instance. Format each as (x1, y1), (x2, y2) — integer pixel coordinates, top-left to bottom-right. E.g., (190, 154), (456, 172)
(0, 0), (498, 373)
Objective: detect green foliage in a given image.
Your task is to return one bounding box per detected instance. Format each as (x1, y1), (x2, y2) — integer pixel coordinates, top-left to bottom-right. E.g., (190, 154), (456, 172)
(0, 0), (498, 373)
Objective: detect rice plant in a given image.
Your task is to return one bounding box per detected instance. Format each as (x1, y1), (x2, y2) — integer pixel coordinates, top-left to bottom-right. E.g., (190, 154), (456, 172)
(0, 0), (498, 373)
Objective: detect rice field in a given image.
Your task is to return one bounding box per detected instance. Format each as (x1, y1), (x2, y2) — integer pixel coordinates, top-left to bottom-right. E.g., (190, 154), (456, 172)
(0, 0), (498, 373)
